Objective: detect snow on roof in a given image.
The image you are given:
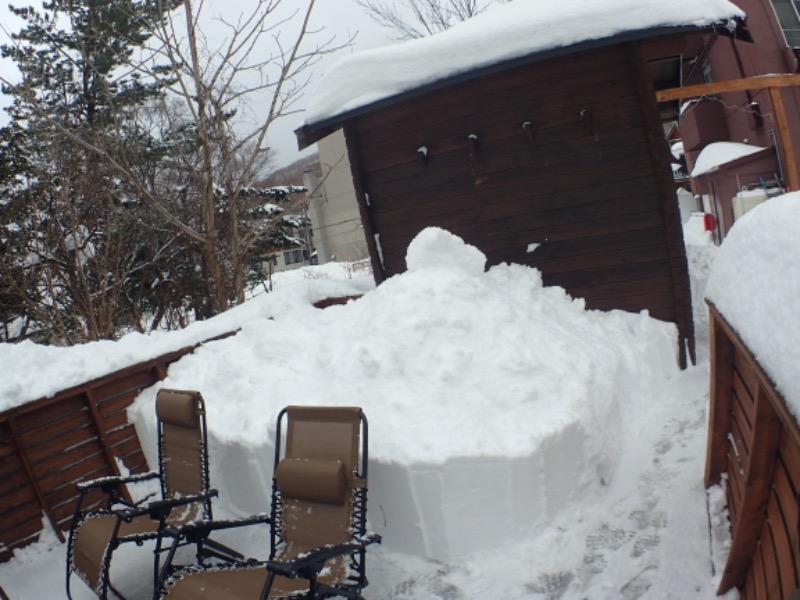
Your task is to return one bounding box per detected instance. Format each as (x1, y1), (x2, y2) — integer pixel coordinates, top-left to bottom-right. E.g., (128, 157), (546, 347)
(301, 0), (744, 131)
(690, 141), (768, 177)
(705, 192), (800, 413)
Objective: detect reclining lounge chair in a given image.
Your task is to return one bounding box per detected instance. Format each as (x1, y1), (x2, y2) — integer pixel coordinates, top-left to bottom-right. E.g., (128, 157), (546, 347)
(66, 388), (228, 599)
(158, 405), (380, 599)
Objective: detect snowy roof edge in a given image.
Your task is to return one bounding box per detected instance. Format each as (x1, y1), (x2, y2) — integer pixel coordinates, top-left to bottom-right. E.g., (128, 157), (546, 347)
(295, 20), (746, 150)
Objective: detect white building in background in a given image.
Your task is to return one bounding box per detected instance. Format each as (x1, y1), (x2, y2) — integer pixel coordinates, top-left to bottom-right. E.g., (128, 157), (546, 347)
(304, 130), (369, 264)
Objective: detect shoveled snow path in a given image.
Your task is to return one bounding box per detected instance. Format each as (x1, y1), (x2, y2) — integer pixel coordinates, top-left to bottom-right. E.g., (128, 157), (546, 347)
(365, 348), (727, 599)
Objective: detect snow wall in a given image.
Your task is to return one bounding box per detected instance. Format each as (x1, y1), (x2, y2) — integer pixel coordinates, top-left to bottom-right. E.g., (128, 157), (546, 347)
(129, 227), (680, 561)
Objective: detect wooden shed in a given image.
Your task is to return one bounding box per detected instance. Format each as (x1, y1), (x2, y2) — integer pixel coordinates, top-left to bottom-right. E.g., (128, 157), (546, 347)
(297, 2), (748, 367)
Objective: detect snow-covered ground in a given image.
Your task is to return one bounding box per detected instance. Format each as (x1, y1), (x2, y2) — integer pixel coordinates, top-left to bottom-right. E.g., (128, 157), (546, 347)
(3, 191), (798, 599)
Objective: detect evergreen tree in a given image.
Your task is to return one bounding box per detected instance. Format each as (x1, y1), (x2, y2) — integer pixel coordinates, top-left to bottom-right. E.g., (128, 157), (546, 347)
(0, 0), (181, 342)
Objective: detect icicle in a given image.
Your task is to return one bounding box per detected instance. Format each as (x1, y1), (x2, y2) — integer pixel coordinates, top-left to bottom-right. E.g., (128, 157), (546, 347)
(374, 233), (385, 271)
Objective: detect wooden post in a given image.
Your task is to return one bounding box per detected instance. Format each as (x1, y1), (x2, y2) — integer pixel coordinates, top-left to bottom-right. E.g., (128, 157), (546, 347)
(768, 86), (800, 191)
(656, 74), (800, 193)
(84, 390), (134, 504)
(628, 43), (695, 368)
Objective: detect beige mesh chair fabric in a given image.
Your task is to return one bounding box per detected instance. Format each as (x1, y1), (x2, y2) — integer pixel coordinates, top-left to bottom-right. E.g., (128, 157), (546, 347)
(67, 389), (214, 599)
(160, 406), (378, 600)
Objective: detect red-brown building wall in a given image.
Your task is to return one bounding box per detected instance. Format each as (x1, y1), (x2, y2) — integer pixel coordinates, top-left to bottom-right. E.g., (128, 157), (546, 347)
(682, 0), (800, 238)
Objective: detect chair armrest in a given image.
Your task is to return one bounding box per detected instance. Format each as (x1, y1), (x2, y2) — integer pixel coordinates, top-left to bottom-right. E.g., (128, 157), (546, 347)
(76, 471), (158, 493)
(164, 513), (271, 539)
(116, 489), (220, 522)
(266, 533), (382, 580)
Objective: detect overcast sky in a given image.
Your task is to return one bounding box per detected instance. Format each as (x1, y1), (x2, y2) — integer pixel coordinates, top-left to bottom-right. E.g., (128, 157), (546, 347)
(0, 0), (394, 167)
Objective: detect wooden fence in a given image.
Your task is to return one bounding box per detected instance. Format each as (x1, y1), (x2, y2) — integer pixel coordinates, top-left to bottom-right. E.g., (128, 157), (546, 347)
(0, 333), (233, 563)
(705, 302), (800, 598)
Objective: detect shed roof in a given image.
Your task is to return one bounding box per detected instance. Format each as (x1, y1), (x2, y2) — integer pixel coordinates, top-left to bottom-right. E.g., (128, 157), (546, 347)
(691, 141), (770, 177)
(296, 0), (745, 149)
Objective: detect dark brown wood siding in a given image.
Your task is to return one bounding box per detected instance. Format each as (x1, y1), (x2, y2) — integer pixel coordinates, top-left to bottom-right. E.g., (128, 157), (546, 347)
(345, 42), (693, 362)
(706, 303), (800, 598)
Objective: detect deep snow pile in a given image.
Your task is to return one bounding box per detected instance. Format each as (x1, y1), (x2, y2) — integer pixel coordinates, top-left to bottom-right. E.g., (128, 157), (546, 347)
(1, 226), (735, 599)
(137, 227), (678, 464)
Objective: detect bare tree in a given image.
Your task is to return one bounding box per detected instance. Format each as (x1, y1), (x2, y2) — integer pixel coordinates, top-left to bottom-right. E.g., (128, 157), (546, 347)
(1, 0), (351, 339)
(130, 0), (351, 311)
(354, 0), (503, 40)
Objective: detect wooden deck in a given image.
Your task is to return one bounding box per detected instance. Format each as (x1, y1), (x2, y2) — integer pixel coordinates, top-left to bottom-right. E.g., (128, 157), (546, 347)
(706, 303), (800, 598)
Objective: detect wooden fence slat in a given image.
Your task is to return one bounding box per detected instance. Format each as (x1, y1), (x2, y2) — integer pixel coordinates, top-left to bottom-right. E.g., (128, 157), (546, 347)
(6, 417), (65, 543)
(735, 351), (760, 403)
(706, 312), (735, 486)
(733, 369), (755, 432)
(768, 481), (799, 595)
(719, 385), (783, 593)
(761, 517), (785, 599)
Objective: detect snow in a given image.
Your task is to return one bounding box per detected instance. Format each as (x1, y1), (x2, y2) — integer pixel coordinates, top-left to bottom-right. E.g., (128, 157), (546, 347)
(690, 141), (767, 177)
(301, 0), (744, 128)
(0, 217), (758, 598)
(0, 262), (373, 413)
(706, 192), (800, 415)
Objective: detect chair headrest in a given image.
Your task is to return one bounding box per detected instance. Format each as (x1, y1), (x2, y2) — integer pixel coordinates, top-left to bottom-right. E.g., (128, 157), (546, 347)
(156, 389), (201, 428)
(275, 458), (347, 505)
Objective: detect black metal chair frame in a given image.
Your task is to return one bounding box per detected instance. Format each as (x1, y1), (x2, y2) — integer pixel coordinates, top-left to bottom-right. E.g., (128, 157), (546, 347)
(156, 406), (380, 600)
(66, 390), (236, 600)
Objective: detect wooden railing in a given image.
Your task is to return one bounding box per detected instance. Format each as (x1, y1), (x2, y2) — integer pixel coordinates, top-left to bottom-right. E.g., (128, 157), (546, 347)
(706, 302), (800, 598)
(0, 333), (234, 562)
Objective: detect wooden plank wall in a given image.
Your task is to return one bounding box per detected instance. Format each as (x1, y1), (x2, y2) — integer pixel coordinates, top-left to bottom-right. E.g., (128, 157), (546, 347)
(0, 335), (232, 563)
(345, 42), (693, 363)
(705, 303), (800, 598)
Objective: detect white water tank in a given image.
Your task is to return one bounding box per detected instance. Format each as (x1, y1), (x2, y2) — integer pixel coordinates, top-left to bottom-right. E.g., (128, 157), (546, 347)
(732, 189), (768, 221)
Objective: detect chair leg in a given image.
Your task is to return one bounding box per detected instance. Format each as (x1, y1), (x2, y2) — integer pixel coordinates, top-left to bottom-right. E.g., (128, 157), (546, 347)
(108, 580), (128, 599)
(259, 571), (277, 600)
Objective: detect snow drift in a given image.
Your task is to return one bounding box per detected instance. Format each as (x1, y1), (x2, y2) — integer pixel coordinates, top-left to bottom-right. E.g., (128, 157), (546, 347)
(129, 227), (681, 560)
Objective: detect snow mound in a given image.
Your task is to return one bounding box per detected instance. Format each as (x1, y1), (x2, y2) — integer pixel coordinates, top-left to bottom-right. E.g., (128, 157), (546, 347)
(706, 192), (800, 412)
(406, 226), (486, 274)
(129, 229), (680, 560)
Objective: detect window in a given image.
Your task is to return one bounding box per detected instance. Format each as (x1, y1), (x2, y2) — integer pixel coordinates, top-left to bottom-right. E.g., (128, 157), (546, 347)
(283, 249), (304, 265)
(771, 0), (800, 47)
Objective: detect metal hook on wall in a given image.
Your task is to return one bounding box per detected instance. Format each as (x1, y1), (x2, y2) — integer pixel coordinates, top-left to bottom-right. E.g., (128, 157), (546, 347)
(580, 108), (599, 142)
(467, 134), (479, 156)
(522, 121), (534, 141)
(417, 145), (429, 166)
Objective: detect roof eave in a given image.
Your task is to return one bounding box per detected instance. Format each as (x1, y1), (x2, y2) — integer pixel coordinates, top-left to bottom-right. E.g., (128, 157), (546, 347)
(295, 18), (748, 150)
